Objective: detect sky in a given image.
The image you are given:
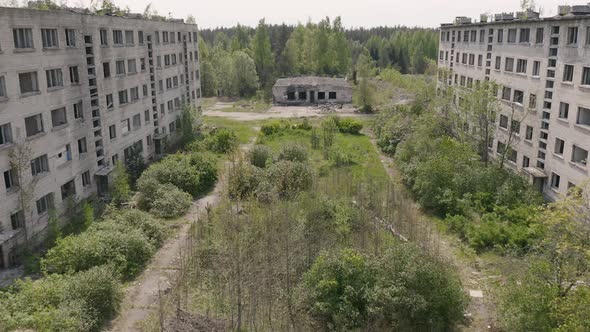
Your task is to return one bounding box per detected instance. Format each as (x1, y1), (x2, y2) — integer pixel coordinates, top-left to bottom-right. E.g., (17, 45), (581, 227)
(84, 0), (576, 28)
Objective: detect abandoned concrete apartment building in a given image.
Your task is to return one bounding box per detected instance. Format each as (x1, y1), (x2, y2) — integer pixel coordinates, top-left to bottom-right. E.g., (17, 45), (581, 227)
(438, 4), (590, 201)
(272, 76), (352, 105)
(0, 7), (202, 269)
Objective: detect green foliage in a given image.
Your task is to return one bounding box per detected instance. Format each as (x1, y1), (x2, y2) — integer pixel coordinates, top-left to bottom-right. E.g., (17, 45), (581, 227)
(41, 226), (154, 280)
(372, 106), (413, 155)
(260, 120), (290, 136)
(150, 184), (193, 219)
(100, 208), (167, 247)
(233, 50), (260, 96)
(310, 127), (321, 149)
(300, 246), (467, 331)
(180, 104), (200, 146)
(266, 160), (314, 199)
(321, 117), (338, 158)
(278, 142), (308, 162)
(111, 161), (130, 207)
(203, 128), (239, 153)
(82, 202), (94, 230)
(0, 265), (122, 332)
(251, 19), (275, 94)
(336, 118), (363, 134)
(500, 194), (590, 330)
(138, 152), (217, 198)
(300, 248), (375, 330)
(329, 147), (355, 167)
(248, 144), (273, 168)
(124, 145), (145, 184)
(228, 159), (264, 200)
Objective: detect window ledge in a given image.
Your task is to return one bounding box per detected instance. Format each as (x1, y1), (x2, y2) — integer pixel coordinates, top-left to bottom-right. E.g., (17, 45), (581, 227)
(20, 91), (41, 98)
(0, 96), (8, 102)
(113, 44), (124, 48)
(574, 123), (590, 132)
(569, 161), (588, 172)
(66, 46), (77, 49)
(122, 132), (131, 137)
(531, 75), (541, 80)
(552, 153), (565, 160)
(115, 74), (126, 78)
(33, 172), (50, 181)
(579, 85), (590, 90)
(47, 86), (65, 93)
(51, 123), (69, 132)
(100, 45), (109, 48)
(523, 139), (534, 146)
(13, 48), (35, 54)
(561, 81), (574, 87)
(42, 47), (60, 51)
(25, 132), (47, 141)
(557, 118), (570, 125)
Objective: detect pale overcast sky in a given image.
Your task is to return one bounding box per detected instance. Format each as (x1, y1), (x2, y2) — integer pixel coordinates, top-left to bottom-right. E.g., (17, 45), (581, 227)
(88, 0), (576, 28)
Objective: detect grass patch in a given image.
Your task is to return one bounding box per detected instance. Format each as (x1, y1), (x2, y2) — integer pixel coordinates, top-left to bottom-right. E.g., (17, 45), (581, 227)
(259, 126), (389, 183)
(202, 116), (265, 144)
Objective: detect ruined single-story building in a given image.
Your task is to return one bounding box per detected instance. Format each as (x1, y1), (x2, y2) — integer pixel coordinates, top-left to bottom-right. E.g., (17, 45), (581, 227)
(272, 76), (352, 105)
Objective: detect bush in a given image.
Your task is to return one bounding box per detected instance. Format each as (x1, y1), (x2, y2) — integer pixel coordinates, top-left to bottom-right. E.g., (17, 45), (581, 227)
(228, 160), (263, 200)
(150, 184), (193, 219)
(101, 209), (167, 247)
(260, 120), (287, 136)
(203, 128), (238, 153)
(0, 265), (122, 332)
(337, 118), (363, 134)
(278, 143), (308, 162)
(41, 228), (154, 280)
(249, 144), (273, 168)
(299, 246), (466, 331)
(329, 147), (355, 167)
(266, 160), (313, 198)
(138, 153), (217, 198)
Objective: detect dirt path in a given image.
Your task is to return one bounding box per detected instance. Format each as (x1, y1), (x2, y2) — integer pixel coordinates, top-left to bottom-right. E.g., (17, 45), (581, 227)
(108, 135), (258, 332)
(204, 102), (366, 121)
(368, 134), (496, 331)
(107, 185), (222, 332)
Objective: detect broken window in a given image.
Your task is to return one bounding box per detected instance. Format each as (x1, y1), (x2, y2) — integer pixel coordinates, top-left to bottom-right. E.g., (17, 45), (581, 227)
(298, 91), (307, 100)
(329, 92), (337, 99)
(318, 92), (325, 100)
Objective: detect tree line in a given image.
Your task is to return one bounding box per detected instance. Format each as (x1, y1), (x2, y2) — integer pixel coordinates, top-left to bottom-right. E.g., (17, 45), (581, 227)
(199, 18), (439, 99)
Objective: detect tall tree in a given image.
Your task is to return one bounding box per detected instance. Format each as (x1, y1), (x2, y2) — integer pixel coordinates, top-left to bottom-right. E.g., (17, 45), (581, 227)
(251, 19), (275, 92)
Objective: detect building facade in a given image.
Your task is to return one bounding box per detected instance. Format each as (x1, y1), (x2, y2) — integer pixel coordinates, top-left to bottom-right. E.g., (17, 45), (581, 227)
(438, 5), (590, 201)
(272, 76), (352, 105)
(0, 7), (202, 269)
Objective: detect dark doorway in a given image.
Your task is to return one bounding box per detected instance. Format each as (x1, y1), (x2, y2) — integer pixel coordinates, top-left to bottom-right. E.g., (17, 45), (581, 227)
(310, 91), (315, 103)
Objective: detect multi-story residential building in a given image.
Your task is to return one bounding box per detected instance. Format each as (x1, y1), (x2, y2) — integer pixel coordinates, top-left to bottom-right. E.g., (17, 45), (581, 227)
(0, 7), (202, 269)
(438, 5), (590, 201)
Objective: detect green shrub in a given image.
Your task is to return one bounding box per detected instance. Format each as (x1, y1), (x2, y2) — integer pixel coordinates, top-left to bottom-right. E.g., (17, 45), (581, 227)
(41, 228), (154, 280)
(0, 265), (122, 332)
(278, 143), (308, 162)
(228, 160), (263, 200)
(329, 147), (355, 167)
(266, 160), (313, 198)
(188, 152), (218, 192)
(310, 127), (321, 149)
(260, 120), (286, 136)
(203, 128), (238, 153)
(101, 209), (167, 247)
(150, 184), (193, 219)
(136, 175), (161, 210)
(337, 118), (363, 134)
(249, 144), (273, 168)
(445, 214), (469, 239)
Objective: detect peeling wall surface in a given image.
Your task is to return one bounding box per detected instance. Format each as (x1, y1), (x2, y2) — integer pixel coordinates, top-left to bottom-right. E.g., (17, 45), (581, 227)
(0, 7), (202, 268)
(272, 77), (352, 105)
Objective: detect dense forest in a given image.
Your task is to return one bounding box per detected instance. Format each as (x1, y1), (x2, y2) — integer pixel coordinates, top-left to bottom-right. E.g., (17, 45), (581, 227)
(198, 18), (439, 98)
